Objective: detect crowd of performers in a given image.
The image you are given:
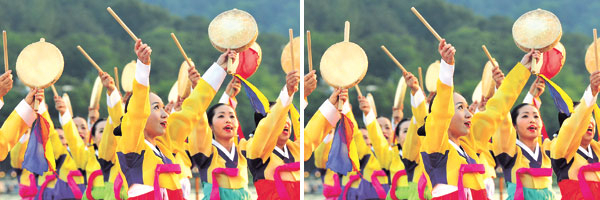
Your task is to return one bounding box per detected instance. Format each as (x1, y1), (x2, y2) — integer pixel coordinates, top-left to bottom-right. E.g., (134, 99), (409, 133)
(305, 39), (600, 200)
(0, 38), (302, 199)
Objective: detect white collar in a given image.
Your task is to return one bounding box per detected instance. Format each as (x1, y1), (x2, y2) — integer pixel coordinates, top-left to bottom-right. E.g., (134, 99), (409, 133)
(274, 144), (289, 159)
(448, 139), (466, 157)
(579, 145), (594, 159)
(212, 140), (236, 161)
(516, 140), (540, 161)
(145, 139), (163, 157)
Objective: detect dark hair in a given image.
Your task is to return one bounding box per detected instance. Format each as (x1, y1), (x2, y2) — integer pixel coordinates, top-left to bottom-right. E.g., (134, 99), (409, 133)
(90, 118), (106, 138)
(395, 118), (410, 137)
(510, 103), (536, 126)
(207, 103), (236, 126)
(554, 101), (580, 137)
(253, 102), (276, 127)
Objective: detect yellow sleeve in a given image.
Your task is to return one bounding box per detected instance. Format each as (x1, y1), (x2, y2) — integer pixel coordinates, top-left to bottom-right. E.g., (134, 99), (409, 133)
(314, 134), (333, 169)
(403, 89), (428, 162)
(187, 63), (227, 156)
(551, 87), (596, 160)
(10, 134), (28, 169)
(472, 63), (530, 153)
(0, 101), (35, 161)
(492, 114), (517, 156)
(304, 100), (339, 161)
(364, 112), (392, 169)
(98, 91), (124, 162)
(61, 117), (88, 170)
(291, 104), (300, 143)
(118, 60), (151, 154)
(247, 88), (293, 161)
(423, 79), (454, 154)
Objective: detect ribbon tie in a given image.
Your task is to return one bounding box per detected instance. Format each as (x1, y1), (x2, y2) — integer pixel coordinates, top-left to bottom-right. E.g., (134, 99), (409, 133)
(457, 164), (485, 200)
(274, 162), (300, 200)
(578, 163), (600, 200)
(514, 168), (552, 200)
(390, 170), (407, 200)
(210, 168), (239, 200)
(153, 164), (181, 200)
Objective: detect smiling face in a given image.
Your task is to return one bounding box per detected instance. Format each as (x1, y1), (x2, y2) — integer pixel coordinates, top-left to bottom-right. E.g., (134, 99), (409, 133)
(73, 117), (88, 141)
(397, 121), (410, 145)
(210, 104), (239, 142)
(93, 120), (106, 145)
(377, 117), (393, 140)
(144, 93), (169, 140)
(448, 93), (472, 139)
(514, 105), (542, 140)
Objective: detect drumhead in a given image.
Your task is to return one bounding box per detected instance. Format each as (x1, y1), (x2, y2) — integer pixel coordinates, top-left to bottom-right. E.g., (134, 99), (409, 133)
(16, 38), (64, 88)
(320, 42), (368, 88)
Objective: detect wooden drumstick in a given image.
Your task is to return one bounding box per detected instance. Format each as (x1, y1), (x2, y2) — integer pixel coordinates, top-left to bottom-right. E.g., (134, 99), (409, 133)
(3, 31), (7, 72)
(411, 7), (443, 42)
(594, 29), (598, 71)
(482, 45), (498, 68)
(50, 85), (59, 97)
(114, 67), (120, 92)
(344, 21), (350, 42)
(355, 85), (363, 97)
(107, 7), (139, 41)
(77, 45), (104, 73)
(171, 33), (194, 69)
(289, 29), (295, 72)
(306, 30), (313, 72)
(418, 67), (424, 90)
(381, 45), (407, 73)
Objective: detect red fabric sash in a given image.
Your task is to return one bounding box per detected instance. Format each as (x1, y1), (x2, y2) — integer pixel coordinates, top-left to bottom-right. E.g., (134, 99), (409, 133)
(273, 162), (300, 200)
(323, 173), (341, 199)
(514, 168), (552, 200)
(390, 170), (407, 200)
(114, 174), (124, 200)
(38, 174), (56, 200)
(457, 164), (485, 200)
(86, 169), (103, 200)
(578, 163), (600, 200)
(19, 173), (38, 199)
(67, 170), (84, 199)
(153, 164), (181, 200)
(371, 170), (388, 199)
(342, 174), (360, 200)
(418, 173), (428, 200)
(210, 168), (239, 200)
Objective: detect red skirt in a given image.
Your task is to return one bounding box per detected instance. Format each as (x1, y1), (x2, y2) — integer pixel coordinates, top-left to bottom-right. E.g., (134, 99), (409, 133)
(254, 179), (300, 200)
(558, 179), (600, 200)
(127, 188), (183, 200)
(431, 188), (488, 200)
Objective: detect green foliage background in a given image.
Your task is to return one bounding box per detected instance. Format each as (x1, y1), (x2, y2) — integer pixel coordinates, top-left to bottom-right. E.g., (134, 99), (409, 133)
(0, 0), (299, 140)
(304, 0), (594, 170)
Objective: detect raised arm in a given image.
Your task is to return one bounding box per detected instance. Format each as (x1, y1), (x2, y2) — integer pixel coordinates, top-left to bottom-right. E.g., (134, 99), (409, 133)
(423, 39), (456, 154)
(303, 89), (346, 161)
(247, 71), (298, 161)
(472, 58), (532, 152)
(359, 95), (392, 168)
(55, 95), (88, 169)
(98, 71), (124, 164)
(0, 89), (41, 160)
(551, 72), (600, 160)
(181, 50), (232, 157)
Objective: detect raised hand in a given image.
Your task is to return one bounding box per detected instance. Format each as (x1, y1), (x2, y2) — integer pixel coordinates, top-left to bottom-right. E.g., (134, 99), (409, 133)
(0, 70), (13, 98)
(392, 107), (403, 123)
(188, 65), (200, 89)
(529, 77), (545, 98)
(304, 70), (317, 98)
(174, 96), (184, 112)
(520, 49), (541, 71)
(225, 78), (242, 98)
(100, 72), (116, 94)
(134, 39), (152, 65)
(286, 70), (300, 96)
(54, 96), (67, 115)
(328, 88), (348, 107)
(438, 39), (456, 65)
(492, 66), (505, 88)
(358, 95), (370, 114)
(25, 88), (44, 109)
(216, 49), (237, 70)
(403, 71), (419, 94)
(590, 71), (600, 96)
